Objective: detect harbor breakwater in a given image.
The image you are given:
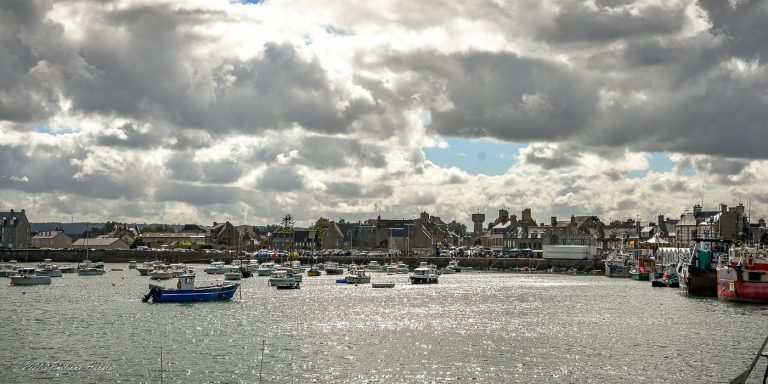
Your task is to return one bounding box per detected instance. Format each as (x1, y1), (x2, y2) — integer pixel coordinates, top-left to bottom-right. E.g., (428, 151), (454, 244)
(0, 249), (605, 271)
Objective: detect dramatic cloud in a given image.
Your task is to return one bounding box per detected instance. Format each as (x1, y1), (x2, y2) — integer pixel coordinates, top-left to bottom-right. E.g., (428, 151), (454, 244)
(1, 0), (767, 227)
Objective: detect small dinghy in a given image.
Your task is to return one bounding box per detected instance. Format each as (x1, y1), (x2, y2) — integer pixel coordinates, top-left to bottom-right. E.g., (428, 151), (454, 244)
(372, 283), (395, 288)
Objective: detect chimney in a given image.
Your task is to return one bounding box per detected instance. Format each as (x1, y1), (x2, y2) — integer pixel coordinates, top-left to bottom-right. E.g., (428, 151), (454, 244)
(720, 203), (727, 214)
(499, 209), (508, 222)
(551, 216), (557, 227)
(658, 215), (664, 226)
(693, 204), (702, 216)
(511, 215), (517, 225)
(570, 215), (576, 224)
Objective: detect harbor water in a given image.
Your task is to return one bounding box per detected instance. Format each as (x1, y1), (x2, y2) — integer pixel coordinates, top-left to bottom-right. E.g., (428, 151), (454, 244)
(1, 265), (767, 383)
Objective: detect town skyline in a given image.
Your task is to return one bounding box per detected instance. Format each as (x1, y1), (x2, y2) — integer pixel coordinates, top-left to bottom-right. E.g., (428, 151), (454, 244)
(1, 1), (767, 229)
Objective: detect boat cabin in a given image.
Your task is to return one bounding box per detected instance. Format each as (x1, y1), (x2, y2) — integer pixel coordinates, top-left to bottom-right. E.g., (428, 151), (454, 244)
(178, 274), (196, 290)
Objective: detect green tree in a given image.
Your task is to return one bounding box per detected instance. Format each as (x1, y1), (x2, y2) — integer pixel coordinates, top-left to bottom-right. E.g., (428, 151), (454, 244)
(132, 237), (145, 247)
(281, 214), (295, 230)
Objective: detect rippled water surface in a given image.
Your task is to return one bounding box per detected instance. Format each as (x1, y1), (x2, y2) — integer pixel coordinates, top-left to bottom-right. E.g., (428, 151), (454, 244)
(2, 265), (767, 383)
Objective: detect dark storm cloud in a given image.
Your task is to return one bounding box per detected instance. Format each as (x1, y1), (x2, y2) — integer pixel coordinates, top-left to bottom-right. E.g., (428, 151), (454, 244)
(0, 2), (375, 138)
(295, 136), (387, 170)
(94, 122), (167, 148)
(384, 50), (597, 142)
(326, 182), (393, 199)
(256, 165), (304, 192)
(699, 0), (768, 59)
(521, 148), (578, 170)
(0, 142), (145, 199)
(539, 2), (686, 43)
(154, 181), (242, 206)
(0, 0), (63, 122)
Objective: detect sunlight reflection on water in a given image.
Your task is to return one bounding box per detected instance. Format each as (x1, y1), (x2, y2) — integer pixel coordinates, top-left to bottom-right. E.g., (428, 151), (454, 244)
(1, 265), (767, 383)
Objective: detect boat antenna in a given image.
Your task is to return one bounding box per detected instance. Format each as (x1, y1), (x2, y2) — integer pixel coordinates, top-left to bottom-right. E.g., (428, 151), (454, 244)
(258, 339), (266, 383)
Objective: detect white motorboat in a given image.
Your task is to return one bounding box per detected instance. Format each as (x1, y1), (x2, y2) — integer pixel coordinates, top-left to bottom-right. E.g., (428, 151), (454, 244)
(170, 264), (189, 277)
(345, 267), (371, 284)
(446, 259), (461, 273)
(59, 264), (76, 273)
(11, 268), (52, 286)
(78, 260), (106, 276)
(257, 262), (276, 276)
(386, 263), (400, 274)
(268, 269), (300, 289)
(137, 261), (163, 276)
(366, 261), (383, 272)
(36, 259), (63, 277)
(410, 266), (439, 284)
(150, 265), (174, 280)
(204, 261), (227, 274)
(0, 260), (19, 277)
(289, 260), (306, 274)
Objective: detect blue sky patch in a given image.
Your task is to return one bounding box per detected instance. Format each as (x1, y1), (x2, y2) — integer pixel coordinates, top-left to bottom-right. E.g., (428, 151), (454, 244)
(626, 152), (677, 178)
(34, 124), (78, 136)
(423, 137), (525, 175)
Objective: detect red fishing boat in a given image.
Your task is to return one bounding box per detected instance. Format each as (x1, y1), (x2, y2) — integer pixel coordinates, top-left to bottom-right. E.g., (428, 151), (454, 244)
(717, 246), (768, 303)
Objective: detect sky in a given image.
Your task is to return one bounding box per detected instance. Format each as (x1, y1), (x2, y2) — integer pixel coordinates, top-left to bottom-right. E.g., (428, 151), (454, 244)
(1, 0), (767, 228)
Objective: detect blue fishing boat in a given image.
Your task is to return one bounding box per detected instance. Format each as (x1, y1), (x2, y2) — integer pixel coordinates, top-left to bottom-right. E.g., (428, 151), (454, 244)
(142, 274), (239, 303)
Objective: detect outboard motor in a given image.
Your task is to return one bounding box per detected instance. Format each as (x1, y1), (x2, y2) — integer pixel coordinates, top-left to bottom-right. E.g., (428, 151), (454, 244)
(142, 286), (162, 302)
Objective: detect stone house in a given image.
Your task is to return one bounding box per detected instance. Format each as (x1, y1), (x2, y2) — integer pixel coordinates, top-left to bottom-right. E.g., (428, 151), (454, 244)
(31, 230), (72, 249)
(0, 209), (31, 248)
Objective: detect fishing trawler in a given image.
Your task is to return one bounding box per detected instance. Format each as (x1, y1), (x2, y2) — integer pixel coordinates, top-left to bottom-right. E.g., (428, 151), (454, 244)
(678, 238), (730, 297)
(717, 245), (768, 303)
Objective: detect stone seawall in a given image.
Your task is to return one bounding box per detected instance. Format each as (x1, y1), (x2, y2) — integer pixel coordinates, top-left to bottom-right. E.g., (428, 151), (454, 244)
(0, 249), (604, 271)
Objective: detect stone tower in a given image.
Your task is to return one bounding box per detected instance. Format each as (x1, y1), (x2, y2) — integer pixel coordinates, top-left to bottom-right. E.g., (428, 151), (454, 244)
(472, 213), (486, 235)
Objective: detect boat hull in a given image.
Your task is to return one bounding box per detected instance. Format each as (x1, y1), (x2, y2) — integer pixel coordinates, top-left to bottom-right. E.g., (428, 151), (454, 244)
(410, 276), (438, 284)
(604, 264), (631, 278)
(630, 272), (649, 281)
(36, 270), (63, 277)
(345, 276), (371, 284)
(150, 284), (239, 302)
(269, 277), (299, 287)
(11, 276), (51, 285)
(717, 268), (768, 303)
(78, 269), (105, 276)
(679, 266), (717, 297)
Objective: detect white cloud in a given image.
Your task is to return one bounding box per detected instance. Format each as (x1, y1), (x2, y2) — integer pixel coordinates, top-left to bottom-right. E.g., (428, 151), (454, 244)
(0, 0), (765, 227)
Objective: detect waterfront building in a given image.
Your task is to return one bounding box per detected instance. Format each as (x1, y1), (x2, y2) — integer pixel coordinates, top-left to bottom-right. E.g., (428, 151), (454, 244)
(101, 223), (140, 245)
(71, 237), (130, 250)
(0, 209), (31, 249)
(31, 230), (72, 249)
(210, 221), (239, 247)
(141, 232), (209, 249)
(269, 228), (319, 251)
(675, 204), (747, 246)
